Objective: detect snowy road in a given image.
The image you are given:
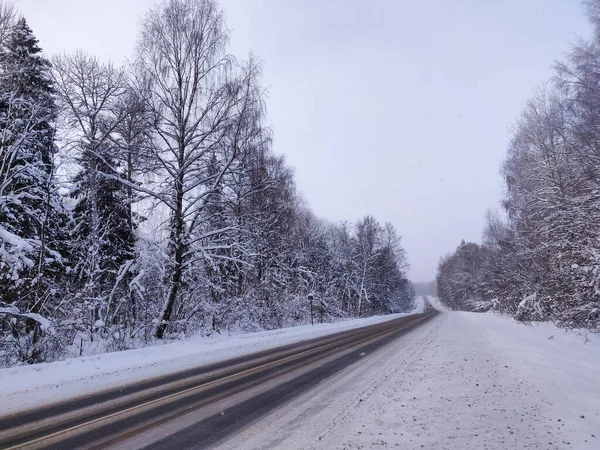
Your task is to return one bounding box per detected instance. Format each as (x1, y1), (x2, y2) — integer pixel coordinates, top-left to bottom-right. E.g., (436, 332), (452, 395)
(0, 312), (421, 417)
(217, 311), (600, 450)
(2, 307), (598, 450)
(0, 311), (437, 449)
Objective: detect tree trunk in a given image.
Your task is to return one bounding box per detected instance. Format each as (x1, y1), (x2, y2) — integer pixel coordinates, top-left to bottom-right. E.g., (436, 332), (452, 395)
(154, 250), (182, 339)
(155, 151), (185, 340)
(126, 149), (136, 327)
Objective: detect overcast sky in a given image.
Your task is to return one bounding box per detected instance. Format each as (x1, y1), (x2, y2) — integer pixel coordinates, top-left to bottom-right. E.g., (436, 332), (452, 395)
(18, 0), (591, 282)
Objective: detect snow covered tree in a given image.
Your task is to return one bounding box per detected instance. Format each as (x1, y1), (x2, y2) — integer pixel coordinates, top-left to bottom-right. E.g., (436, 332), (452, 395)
(132, 0), (272, 338)
(351, 216), (381, 317)
(235, 150), (299, 328)
(443, 2), (600, 331)
(53, 52), (135, 332)
(110, 88), (154, 328)
(371, 223), (412, 313)
(0, 17), (67, 363)
(436, 241), (486, 311)
(0, 2), (15, 47)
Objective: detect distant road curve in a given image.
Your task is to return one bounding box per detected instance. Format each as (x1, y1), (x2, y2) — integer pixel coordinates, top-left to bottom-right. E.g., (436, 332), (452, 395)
(0, 309), (438, 450)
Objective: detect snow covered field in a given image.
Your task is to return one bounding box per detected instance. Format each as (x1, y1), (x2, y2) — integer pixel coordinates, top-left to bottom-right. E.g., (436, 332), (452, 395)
(219, 307), (600, 450)
(0, 311), (415, 416)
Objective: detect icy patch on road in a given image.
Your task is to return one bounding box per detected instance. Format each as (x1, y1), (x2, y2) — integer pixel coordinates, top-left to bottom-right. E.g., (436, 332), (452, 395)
(0, 311), (415, 416)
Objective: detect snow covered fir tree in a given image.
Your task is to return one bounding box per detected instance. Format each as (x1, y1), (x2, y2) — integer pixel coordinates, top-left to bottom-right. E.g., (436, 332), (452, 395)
(0, 16), (68, 363)
(0, 1), (414, 366)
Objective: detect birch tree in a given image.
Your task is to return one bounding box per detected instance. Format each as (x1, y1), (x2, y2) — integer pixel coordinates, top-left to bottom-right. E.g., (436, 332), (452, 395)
(134, 0), (260, 338)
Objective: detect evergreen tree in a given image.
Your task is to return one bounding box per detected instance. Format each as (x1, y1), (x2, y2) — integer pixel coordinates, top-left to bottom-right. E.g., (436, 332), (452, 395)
(53, 52), (134, 329)
(69, 141), (135, 323)
(0, 18), (63, 304)
(0, 18), (67, 362)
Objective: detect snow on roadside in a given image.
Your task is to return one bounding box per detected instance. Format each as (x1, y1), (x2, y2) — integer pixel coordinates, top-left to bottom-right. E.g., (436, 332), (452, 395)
(219, 310), (600, 450)
(410, 295), (427, 313)
(461, 311), (600, 446)
(411, 294), (448, 313)
(0, 311), (413, 416)
(425, 294), (448, 311)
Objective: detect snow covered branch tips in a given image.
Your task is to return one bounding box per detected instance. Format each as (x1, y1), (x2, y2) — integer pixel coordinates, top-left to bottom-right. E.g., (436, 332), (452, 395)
(0, 0), (414, 366)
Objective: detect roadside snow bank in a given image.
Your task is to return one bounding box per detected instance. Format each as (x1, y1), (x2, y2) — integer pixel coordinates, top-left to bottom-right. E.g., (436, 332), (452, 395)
(461, 311), (600, 443)
(426, 294), (448, 311)
(411, 295), (426, 313)
(0, 312), (412, 415)
(407, 294), (440, 313)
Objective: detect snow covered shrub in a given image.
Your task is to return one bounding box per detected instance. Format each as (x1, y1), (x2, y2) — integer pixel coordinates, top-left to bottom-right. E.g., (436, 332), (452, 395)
(556, 301), (600, 332)
(0, 305), (66, 366)
(472, 300), (493, 312)
(515, 294), (546, 323)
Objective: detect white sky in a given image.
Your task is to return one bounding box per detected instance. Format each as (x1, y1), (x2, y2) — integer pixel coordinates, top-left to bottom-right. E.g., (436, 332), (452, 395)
(17, 0), (591, 282)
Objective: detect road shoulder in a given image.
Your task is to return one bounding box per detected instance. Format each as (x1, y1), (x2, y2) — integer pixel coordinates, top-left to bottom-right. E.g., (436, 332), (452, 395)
(217, 312), (599, 450)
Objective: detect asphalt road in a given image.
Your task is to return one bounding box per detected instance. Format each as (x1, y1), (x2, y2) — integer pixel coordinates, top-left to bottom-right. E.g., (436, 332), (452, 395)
(0, 310), (438, 450)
